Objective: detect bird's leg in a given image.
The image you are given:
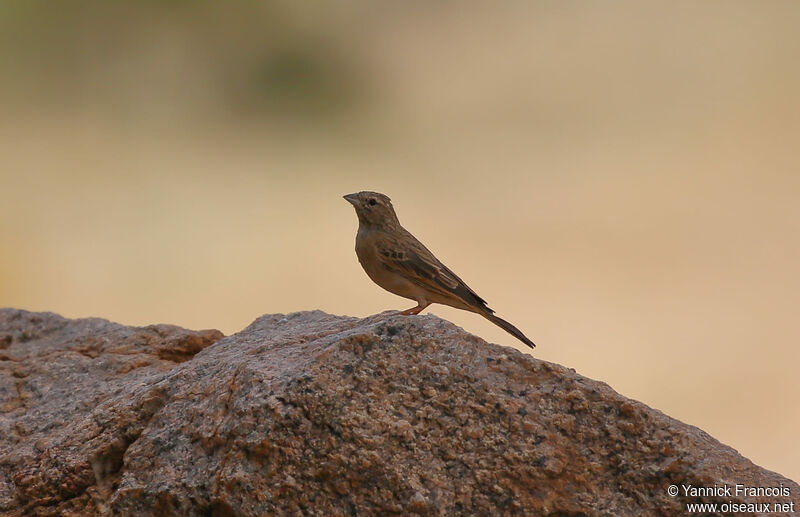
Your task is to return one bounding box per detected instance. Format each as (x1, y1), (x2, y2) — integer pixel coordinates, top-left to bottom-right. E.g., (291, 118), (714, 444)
(398, 302), (429, 315)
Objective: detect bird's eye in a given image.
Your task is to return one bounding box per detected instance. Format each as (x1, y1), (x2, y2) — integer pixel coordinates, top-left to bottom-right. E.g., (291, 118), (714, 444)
(368, 198), (377, 206)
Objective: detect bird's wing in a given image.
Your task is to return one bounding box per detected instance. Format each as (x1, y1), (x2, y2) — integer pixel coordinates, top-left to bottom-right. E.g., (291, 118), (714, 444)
(375, 229), (491, 311)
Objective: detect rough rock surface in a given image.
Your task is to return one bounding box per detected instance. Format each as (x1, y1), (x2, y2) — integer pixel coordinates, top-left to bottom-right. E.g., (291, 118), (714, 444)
(0, 309), (797, 516)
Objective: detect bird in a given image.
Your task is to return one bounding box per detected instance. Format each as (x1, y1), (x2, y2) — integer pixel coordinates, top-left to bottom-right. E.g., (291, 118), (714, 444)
(343, 191), (535, 348)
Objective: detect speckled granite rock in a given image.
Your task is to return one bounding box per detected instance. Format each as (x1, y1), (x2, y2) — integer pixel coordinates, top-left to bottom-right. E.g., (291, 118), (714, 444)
(0, 309), (224, 517)
(0, 309), (797, 516)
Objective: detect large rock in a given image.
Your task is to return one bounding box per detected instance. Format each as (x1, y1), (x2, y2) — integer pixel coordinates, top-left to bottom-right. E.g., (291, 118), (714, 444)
(0, 309), (796, 516)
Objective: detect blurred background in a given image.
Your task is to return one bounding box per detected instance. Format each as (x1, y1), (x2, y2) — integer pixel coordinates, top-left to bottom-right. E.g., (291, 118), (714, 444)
(1, 1), (798, 481)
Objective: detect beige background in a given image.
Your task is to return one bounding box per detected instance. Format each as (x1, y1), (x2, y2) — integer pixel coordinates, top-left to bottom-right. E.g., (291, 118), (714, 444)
(1, 2), (798, 482)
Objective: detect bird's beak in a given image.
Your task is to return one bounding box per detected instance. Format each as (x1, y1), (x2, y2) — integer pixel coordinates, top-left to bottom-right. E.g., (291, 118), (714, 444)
(343, 193), (359, 206)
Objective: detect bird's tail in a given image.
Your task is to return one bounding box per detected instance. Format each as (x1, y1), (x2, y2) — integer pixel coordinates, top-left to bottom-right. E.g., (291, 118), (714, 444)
(481, 312), (536, 349)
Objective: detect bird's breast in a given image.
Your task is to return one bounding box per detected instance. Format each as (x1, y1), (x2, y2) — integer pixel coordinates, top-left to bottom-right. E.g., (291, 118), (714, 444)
(354, 229), (422, 302)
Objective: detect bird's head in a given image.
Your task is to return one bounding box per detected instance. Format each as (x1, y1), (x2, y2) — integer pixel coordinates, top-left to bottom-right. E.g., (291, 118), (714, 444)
(343, 191), (400, 227)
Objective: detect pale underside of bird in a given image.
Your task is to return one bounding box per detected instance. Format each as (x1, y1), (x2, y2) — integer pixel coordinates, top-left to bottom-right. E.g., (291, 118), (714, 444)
(344, 190), (535, 349)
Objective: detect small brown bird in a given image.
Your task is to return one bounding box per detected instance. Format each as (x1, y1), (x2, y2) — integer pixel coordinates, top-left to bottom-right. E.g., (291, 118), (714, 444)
(344, 191), (535, 348)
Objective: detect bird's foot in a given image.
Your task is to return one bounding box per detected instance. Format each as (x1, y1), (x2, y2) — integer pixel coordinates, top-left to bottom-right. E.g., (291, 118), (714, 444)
(398, 305), (426, 316)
